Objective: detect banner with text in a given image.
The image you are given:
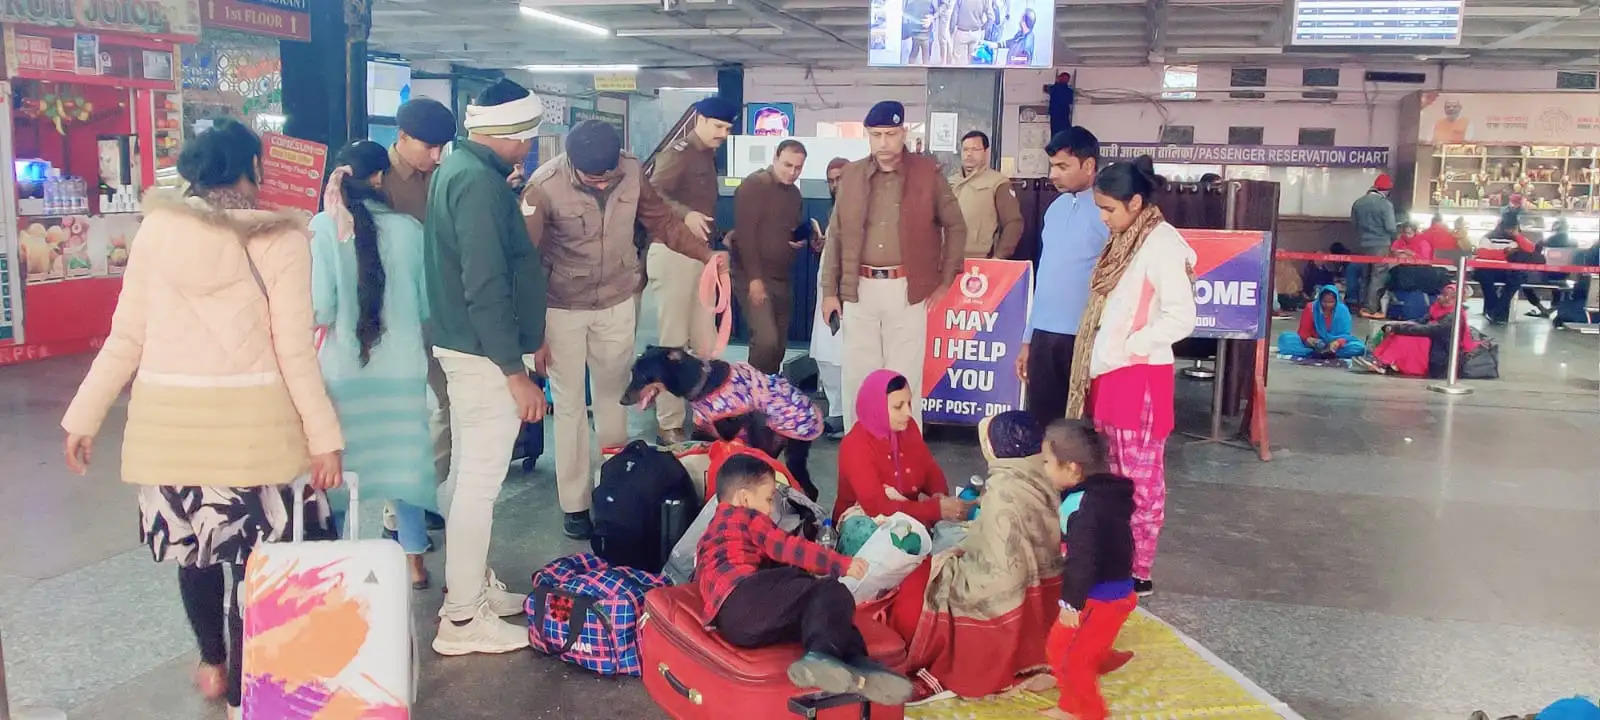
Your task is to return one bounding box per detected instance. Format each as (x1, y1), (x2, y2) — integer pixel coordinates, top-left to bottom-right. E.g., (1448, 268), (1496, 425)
(1100, 142), (1390, 169)
(258, 133), (326, 216)
(1417, 91), (1600, 146)
(921, 259), (1033, 425)
(0, 0), (201, 41)
(1183, 228), (1272, 340)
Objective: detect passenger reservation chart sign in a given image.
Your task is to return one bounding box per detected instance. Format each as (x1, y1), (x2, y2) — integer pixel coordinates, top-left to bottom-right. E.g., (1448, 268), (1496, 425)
(920, 259), (1032, 425)
(1182, 228), (1273, 340)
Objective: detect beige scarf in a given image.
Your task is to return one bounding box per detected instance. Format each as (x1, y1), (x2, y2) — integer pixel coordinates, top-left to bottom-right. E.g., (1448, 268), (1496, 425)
(1065, 204), (1166, 419)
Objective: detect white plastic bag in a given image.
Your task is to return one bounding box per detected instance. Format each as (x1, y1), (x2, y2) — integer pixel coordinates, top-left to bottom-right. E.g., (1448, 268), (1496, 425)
(838, 512), (932, 602)
(929, 520), (969, 555)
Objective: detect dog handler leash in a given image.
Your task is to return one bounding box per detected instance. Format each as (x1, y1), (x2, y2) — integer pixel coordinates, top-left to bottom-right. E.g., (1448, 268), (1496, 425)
(697, 252), (733, 359)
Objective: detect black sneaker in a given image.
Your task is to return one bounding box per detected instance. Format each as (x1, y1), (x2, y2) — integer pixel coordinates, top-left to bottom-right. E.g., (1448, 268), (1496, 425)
(1134, 578), (1154, 597)
(823, 417), (845, 440)
(563, 511), (594, 540)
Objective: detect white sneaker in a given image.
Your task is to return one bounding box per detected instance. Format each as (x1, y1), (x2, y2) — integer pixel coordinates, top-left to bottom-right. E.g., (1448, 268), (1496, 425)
(431, 603), (529, 656)
(485, 569), (526, 617)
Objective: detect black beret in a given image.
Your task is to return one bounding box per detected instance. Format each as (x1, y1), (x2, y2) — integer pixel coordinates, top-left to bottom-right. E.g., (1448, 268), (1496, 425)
(395, 98), (456, 145)
(864, 101), (906, 128)
(566, 119), (623, 175)
(692, 96), (739, 124)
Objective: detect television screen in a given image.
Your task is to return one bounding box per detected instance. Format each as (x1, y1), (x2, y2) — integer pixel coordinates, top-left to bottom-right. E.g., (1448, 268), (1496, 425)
(869, 0), (1053, 68)
(1292, 0), (1462, 46)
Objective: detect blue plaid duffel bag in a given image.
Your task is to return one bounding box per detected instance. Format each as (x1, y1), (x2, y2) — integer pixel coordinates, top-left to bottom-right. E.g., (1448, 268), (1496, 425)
(526, 553), (668, 676)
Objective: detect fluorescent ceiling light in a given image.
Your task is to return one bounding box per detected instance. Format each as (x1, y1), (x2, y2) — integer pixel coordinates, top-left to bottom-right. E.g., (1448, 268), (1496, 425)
(519, 6), (610, 37)
(1175, 46), (1283, 55)
(615, 27), (784, 37)
(520, 63), (640, 73)
(656, 86), (719, 91)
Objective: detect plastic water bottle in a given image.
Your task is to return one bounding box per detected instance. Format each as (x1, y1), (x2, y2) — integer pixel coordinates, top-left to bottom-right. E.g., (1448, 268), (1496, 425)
(959, 474), (985, 501)
(817, 518), (837, 549)
(958, 475), (984, 522)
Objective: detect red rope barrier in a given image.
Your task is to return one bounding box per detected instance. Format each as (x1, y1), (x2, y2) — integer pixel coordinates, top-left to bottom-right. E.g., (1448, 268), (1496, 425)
(1273, 250), (1600, 275)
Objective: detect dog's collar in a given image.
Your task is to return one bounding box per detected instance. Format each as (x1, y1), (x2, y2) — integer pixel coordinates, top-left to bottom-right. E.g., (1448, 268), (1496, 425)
(685, 358), (712, 399)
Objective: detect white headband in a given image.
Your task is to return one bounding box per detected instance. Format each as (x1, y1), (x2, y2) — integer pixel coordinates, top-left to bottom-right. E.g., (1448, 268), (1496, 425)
(463, 93), (544, 140)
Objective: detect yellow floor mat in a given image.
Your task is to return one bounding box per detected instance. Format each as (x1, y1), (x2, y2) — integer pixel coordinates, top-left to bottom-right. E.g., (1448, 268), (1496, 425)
(906, 609), (1299, 720)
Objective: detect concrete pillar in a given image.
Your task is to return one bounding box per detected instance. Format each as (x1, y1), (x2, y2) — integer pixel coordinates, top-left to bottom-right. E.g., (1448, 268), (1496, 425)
(924, 68), (1002, 176)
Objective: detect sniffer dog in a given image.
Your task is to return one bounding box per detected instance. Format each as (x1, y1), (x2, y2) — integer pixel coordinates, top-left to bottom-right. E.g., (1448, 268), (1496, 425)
(622, 346), (820, 498)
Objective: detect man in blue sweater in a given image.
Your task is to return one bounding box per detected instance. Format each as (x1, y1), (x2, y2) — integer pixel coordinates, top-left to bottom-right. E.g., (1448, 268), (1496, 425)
(1017, 127), (1109, 424)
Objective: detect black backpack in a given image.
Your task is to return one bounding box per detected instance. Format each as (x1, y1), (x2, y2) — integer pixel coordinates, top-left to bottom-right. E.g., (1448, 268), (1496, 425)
(591, 441), (701, 573)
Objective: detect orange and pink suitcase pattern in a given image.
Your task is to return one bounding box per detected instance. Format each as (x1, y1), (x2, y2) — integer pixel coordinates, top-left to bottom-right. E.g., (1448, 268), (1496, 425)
(240, 473), (417, 718)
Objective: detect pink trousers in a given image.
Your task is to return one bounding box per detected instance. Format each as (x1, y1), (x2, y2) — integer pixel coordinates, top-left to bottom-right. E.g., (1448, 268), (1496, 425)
(1097, 421), (1168, 580)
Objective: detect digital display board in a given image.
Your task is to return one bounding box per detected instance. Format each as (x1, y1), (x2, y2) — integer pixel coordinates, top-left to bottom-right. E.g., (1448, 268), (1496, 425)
(1292, 0), (1463, 46)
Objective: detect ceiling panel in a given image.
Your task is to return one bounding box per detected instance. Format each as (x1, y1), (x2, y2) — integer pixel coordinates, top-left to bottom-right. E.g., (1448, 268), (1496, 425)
(369, 0), (1600, 71)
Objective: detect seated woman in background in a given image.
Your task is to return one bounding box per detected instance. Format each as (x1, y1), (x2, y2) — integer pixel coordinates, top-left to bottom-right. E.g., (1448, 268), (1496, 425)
(1355, 282), (1476, 377)
(887, 411), (1063, 700)
(833, 369), (968, 528)
(1553, 245), (1598, 329)
(1472, 210), (1536, 325)
(1277, 285), (1365, 359)
(1301, 242), (1346, 293)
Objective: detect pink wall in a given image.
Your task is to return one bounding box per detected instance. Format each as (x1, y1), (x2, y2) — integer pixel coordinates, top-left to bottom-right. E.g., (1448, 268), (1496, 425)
(747, 63), (1597, 168)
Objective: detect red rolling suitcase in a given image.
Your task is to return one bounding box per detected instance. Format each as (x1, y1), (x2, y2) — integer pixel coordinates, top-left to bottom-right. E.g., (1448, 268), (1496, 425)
(639, 585), (907, 720)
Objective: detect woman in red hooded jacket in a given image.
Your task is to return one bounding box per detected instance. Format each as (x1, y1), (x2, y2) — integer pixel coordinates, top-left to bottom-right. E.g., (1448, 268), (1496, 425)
(833, 369), (967, 527)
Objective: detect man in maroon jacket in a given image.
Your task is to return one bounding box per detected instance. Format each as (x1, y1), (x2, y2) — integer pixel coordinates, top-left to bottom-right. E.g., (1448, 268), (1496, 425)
(819, 101), (967, 428)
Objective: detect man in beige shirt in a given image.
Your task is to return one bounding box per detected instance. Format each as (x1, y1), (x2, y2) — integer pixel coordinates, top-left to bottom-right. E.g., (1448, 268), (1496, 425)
(949, 130), (1023, 258)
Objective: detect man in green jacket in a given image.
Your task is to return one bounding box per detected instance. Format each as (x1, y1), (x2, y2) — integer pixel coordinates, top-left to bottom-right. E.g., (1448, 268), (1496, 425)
(423, 78), (548, 657)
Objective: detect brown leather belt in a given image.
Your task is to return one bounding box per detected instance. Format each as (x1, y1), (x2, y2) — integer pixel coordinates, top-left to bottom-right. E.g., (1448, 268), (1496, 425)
(859, 265), (906, 280)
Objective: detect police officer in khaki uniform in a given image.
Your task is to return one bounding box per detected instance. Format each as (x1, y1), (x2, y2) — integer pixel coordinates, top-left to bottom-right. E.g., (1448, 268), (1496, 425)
(646, 96), (737, 443)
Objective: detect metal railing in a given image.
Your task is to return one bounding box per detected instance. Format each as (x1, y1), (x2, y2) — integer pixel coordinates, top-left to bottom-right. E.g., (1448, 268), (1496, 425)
(1428, 256), (1474, 396)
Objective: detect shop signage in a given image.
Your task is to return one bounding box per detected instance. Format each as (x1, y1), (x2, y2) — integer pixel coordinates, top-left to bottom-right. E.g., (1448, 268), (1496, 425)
(1183, 228), (1272, 340)
(0, 0), (201, 41)
(11, 32), (51, 72)
(592, 73), (635, 92)
(1100, 142), (1390, 169)
(920, 259), (1032, 425)
(568, 107), (625, 140)
(259, 132), (326, 215)
(203, 0), (309, 40)
(1418, 91), (1600, 146)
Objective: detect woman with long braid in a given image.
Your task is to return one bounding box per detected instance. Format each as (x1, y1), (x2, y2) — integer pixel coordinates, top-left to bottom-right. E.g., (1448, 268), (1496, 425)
(311, 140), (436, 588)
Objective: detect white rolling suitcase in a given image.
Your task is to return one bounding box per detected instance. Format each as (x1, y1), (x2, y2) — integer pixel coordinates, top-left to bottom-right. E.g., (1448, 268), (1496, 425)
(240, 473), (417, 718)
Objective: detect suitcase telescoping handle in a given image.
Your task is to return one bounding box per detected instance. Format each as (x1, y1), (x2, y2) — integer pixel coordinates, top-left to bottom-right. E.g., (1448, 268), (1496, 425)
(290, 472), (359, 543)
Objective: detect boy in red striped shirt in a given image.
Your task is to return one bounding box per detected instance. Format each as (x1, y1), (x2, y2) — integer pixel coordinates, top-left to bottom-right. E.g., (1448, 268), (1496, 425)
(696, 454), (912, 705)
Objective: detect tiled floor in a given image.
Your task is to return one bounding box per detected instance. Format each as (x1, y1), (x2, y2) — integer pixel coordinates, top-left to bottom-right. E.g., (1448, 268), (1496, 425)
(1, 302), (1595, 719)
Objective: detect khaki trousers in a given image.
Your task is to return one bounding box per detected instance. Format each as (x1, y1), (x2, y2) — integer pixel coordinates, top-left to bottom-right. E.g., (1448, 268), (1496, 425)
(546, 299), (636, 513)
(952, 28), (984, 65)
(841, 276), (927, 429)
(646, 243), (716, 431)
